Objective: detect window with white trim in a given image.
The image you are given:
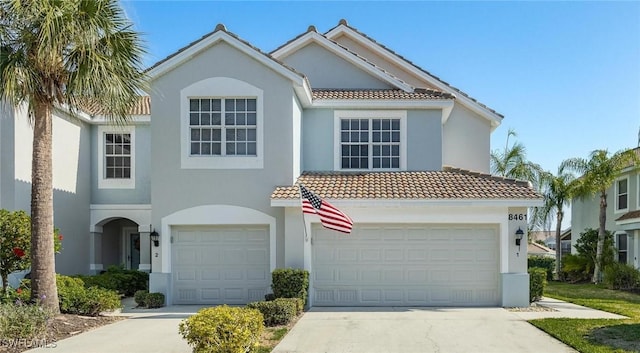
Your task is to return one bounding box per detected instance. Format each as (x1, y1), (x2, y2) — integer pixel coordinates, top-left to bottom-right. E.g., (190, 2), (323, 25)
(617, 233), (628, 264)
(334, 110), (406, 171)
(616, 178), (628, 211)
(180, 77), (263, 169)
(189, 98), (257, 156)
(105, 133), (132, 178)
(98, 125), (135, 189)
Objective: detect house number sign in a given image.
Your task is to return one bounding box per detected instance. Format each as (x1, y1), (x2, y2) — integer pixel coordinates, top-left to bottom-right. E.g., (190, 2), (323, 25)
(508, 214), (527, 221)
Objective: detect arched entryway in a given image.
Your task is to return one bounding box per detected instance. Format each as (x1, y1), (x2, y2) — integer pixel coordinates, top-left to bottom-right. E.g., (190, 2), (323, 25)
(100, 218), (141, 270)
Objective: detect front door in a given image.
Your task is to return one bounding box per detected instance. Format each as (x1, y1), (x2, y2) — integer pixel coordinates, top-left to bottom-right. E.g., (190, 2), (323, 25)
(128, 232), (141, 270)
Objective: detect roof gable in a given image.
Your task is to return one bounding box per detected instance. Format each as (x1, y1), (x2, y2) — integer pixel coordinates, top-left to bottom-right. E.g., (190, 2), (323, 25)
(146, 24), (311, 105)
(271, 27), (413, 92)
(324, 20), (503, 129)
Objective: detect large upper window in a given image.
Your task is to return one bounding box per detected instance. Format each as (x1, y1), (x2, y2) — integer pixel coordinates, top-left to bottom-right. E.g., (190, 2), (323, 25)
(616, 178), (628, 211)
(180, 77), (263, 169)
(189, 98), (257, 156)
(334, 110), (406, 171)
(98, 125), (135, 189)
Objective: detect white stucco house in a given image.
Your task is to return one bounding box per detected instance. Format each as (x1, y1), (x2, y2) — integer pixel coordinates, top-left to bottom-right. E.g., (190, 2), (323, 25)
(571, 147), (639, 269)
(0, 20), (541, 307)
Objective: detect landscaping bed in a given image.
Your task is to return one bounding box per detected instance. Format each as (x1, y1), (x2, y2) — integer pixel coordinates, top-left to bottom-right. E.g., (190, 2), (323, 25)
(0, 314), (124, 353)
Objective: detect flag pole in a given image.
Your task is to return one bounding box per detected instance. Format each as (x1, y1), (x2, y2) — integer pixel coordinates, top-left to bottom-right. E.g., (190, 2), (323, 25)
(298, 183), (310, 242)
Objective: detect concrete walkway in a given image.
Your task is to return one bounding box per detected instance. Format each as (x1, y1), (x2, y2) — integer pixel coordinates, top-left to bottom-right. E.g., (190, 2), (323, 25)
(25, 297), (625, 353)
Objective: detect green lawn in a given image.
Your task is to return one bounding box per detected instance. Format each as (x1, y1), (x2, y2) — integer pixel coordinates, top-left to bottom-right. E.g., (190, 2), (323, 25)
(529, 282), (640, 353)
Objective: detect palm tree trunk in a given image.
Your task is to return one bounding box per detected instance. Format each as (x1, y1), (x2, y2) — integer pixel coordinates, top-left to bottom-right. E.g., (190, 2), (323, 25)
(30, 102), (59, 313)
(592, 191), (607, 284)
(555, 210), (563, 279)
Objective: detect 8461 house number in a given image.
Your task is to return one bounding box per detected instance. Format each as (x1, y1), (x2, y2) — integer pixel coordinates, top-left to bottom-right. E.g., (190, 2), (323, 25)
(508, 214), (527, 221)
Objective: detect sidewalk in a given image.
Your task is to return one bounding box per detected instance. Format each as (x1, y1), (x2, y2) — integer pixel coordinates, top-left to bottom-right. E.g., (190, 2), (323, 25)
(509, 296), (627, 320)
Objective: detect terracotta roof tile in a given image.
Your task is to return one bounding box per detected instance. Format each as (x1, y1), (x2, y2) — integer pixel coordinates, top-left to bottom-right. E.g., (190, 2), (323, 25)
(325, 21), (503, 119)
(616, 210), (640, 222)
(271, 167), (540, 200)
(312, 88), (454, 100)
(80, 96), (150, 116)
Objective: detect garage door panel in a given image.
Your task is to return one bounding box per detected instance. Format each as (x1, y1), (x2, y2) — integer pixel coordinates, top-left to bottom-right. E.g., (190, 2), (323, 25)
(313, 224), (499, 306)
(172, 226), (269, 305)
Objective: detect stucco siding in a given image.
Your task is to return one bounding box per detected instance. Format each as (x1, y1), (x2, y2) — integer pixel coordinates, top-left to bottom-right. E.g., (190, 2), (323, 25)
(150, 41), (297, 270)
(443, 105), (491, 172)
(10, 107), (92, 274)
(302, 109), (334, 171)
(332, 34), (434, 89)
(90, 123), (151, 204)
(281, 42), (392, 89)
(406, 110), (442, 171)
(0, 103), (16, 210)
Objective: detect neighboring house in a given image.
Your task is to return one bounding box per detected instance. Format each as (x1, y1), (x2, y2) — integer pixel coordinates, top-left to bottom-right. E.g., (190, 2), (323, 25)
(544, 228), (572, 256)
(571, 147), (639, 269)
(0, 20), (541, 307)
(528, 242), (555, 258)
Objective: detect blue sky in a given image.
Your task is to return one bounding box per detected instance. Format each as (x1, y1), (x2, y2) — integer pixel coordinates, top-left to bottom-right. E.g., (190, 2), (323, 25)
(122, 0), (640, 175)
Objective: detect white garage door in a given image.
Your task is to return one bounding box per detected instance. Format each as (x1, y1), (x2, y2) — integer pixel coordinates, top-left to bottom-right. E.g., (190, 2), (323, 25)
(172, 226), (270, 305)
(313, 224), (500, 306)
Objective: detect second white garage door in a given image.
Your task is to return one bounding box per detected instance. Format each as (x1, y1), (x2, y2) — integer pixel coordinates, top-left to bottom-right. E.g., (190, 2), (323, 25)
(312, 224), (500, 306)
(172, 226), (270, 305)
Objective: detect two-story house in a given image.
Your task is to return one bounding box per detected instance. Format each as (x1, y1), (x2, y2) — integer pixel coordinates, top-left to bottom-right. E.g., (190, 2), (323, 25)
(571, 147), (640, 269)
(0, 20), (540, 307)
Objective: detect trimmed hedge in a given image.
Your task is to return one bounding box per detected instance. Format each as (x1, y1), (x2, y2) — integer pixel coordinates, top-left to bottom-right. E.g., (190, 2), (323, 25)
(76, 265), (148, 296)
(179, 305), (263, 353)
(247, 298), (297, 326)
(271, 268), (309, 306)
(57, 275), (121, 316)
(134, 290), (165, 308)
(529, 267), (547, 303)
(528, 256), (555, 281)
(604, 263), (640, 291)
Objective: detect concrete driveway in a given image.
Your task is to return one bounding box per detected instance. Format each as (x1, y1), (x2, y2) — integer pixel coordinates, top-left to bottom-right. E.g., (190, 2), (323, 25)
(272, 307), (577, 353)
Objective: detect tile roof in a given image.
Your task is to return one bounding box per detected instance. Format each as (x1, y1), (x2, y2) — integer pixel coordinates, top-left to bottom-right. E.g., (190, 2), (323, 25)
(271, 167), (540, 200)
(80, 96), (151, 116)
(616, 210), (640, 222)
(528, 242), (554, 256)
(325, 20), (503, 119)
(312, 88), (454, 100)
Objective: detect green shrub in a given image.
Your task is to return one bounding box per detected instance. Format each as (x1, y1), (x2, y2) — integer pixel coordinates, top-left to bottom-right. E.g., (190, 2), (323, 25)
(145, 293), (165, 308)
(275, 297), (303, 315)
(57, 275), (88, 313)
(76, 266), (148, 296)
(264, 293), (275, 301)
(133, 290), (165, 308)
(247, 299), (297, 326)
(560, 254), (592, 282)
(604, 262), (640, 291)
(0, 303), (51, 340)
(528, 256), (555, 281)
(529, 267), (546, 302)
(179, 305), (264, 353)
(57, 275), (121, 316)
(134, 290), (148, 307)
(271, 268), (309, 306)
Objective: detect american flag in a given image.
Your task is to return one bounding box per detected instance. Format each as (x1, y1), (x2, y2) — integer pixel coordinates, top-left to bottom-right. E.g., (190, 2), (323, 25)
(300, 184), (353, 234)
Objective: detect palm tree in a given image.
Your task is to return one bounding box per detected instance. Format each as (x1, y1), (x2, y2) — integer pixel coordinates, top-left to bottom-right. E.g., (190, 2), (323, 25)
(538, 164), (578, 278)
(564, 149), (639, 283)
(491, 129), (545, 231)
(0, 0), (146, 312)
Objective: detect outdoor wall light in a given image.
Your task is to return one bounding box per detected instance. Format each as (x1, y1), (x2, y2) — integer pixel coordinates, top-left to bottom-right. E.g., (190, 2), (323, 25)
(515, 227), (524, 247)
(150, 230), (160, 247)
